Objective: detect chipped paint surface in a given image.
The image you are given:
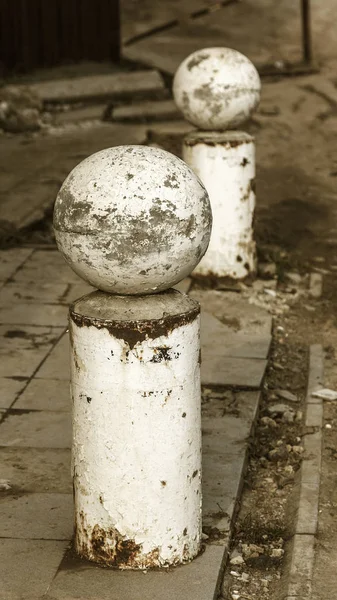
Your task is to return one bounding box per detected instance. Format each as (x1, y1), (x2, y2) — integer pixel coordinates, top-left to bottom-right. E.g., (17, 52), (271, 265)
(173, 47), (261, 130)
(53, 145), (212, 295)
(183, 131), (256, 279)
(70, 290), (202, 568)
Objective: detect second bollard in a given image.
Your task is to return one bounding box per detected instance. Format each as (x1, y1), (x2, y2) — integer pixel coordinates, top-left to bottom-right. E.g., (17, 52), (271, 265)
(183, 131), (256, 281)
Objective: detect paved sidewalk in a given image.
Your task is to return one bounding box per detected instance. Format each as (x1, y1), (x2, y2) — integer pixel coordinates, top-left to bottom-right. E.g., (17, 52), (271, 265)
(0, 247), (271, 600)
(0, 122), (148, 230)
(123, 0), (303, 75)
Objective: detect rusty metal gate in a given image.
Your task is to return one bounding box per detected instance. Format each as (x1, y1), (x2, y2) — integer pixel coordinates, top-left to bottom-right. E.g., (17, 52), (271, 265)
(0, 0), (120, 74)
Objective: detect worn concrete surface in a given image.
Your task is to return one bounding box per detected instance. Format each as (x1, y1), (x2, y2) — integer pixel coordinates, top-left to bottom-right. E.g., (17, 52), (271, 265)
(0, 539), (69, 600)
(44, 544), (227, 600)
(111, 99), (180, 122)
(123, 0), (337, 75)
(27, 70), (165, 103)
(123, 0), (303, 74)
(121, 0), (213, 44)
(0, 123), (148, 229)
(0, 248), (271, 599)
(54, 104), (108, 125)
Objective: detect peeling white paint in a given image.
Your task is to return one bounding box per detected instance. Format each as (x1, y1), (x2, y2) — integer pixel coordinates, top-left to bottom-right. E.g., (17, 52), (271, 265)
(183, 131), (256, 279)
(70, 290), (202, 568)
(53, 145), (212, 295)
(173, 47), (261, 130)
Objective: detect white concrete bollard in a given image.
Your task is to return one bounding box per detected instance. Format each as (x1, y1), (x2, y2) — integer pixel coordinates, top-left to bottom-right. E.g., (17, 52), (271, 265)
(173, 47), (261, 281)
(70, 290), (201, 568)
(53, 145), (212, 568)
(183, 131), (256, 280)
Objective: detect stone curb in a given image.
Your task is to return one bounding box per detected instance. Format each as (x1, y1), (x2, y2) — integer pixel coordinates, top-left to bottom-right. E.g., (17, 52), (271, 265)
(280, 344), (324, 600)
(309, 272), (323, 299)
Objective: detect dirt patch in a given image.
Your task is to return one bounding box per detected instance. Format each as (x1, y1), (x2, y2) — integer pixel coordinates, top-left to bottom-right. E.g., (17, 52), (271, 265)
(221, 331), (307, 599)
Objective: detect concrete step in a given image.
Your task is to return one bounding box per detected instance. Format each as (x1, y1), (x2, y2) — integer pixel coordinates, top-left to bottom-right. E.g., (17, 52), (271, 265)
(111, 99), (180, 123)
(26, 70), (166, 105)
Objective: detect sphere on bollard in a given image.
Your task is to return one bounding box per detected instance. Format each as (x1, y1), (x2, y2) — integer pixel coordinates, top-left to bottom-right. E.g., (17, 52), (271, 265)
(53, 145), (212, 294)
(173, 47), (261, 130)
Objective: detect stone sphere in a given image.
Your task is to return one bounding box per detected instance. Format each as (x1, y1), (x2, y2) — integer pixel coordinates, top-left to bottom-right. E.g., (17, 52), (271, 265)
(173, 47), (261, 130)
(53, 145), (212, 295)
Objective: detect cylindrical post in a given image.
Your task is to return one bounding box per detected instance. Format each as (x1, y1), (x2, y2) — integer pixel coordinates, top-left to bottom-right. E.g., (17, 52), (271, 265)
(183, 131), (256, 281)
(70, 289), (202, 569)
(173, 47), (260, 281)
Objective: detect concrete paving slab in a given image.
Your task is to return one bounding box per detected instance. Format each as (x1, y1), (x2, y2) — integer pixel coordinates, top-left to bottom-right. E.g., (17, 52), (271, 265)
(202, 392), (260, 530)
(0, 302), (68, 327)
(0, 248), (33, 282)
(302, 431), (322, 486)
(191, 290), (272, 337)
(0, 410), (71, 448)
(28, 70), (165, 103)
(121, 0), (209, 43)
(13, 250), (83, 285)
(123, 23), (225, 75)
(1, 280), (94, 308)
(285, 534), (315, 597)
(202, 390), (259, 424)
(45, 543), (227, 600)
(0, 325), (62, 378)
(307, 344), (325, 400)
(1, 447), (71, 493)
(0, 123), (147, 229)
(112, 99), (180, 122)
(0, 377), (27, 409)
(201, 393), (233, 419)
(201, 354), (267, 388)
(202, 449), (246, 530)
(54, 104), (107, 125)
(305, 401), (323, 427)
(35, 333), (70, 380)
(1, 180), (62, 230)
(202, 416), (253, 447)
(147, 119), (195, 138)
(0, 493), (73, 540)
(0, 539), (69, 600)
(296, 482), (319, 535)
(202, 428), (248, 457)
(201, 311), (271, 359)
(0, 281), (70, 304)
(14, 378), (70, 412)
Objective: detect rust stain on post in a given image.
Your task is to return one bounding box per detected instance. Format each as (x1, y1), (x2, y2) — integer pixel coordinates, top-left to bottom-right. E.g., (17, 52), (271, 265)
(69, 301), (199, 351)
(184, 136), (253, 149)
(75, 515), (195, 568)
(76, 522), (143, 567)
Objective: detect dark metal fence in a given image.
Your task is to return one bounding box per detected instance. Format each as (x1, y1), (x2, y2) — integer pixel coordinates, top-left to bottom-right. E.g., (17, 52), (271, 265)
(0, 0), (120, 74)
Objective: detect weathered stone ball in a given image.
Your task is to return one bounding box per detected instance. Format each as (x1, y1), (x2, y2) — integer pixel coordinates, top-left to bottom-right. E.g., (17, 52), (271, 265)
(173, 47), (261, 130)
(53, 145), (212, 294)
